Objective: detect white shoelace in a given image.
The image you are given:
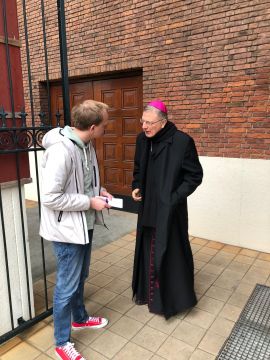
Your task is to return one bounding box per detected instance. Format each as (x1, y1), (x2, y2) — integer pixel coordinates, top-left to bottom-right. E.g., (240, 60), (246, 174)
(62, 342), (86, 360)
(87, 316), (100, 323)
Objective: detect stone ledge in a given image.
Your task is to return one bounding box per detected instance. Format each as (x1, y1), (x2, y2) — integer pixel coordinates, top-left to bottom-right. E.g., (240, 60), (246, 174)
(0, 178), (32, 189)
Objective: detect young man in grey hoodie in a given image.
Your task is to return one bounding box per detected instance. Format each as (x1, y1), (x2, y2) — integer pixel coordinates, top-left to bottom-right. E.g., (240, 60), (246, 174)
(40, 100), (112, 360)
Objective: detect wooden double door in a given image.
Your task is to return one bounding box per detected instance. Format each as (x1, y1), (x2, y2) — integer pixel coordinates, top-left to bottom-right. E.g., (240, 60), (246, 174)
(50, 75), (143, 197)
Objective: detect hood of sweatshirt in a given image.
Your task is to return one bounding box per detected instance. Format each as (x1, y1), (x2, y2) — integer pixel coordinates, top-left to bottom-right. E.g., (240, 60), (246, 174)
(42, 126), (91, 170)
(42, 127), (64, 149)
(62, 126), (87, 149)
(42, 126), (87, 149)
(62, 126), (90, 171)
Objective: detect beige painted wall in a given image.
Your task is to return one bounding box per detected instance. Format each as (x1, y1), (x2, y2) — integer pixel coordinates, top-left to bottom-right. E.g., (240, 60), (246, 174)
(25, 152), (270, 252)
(0, 186), (34, 336)
(189, 157), (270, 253)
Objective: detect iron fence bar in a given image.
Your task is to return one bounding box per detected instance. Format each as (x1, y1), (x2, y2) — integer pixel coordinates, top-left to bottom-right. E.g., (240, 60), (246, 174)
(0, 126), (52, 131)
(0, 187), (14, 330)
(0, 309), (53, 345)
(33, 144), (50, 310)
(56, 109), (62, 127)
(32, 124), (50, 310)
(57, 0), (71, 126)
(21, 0), (35, 127)
(2, 0), (16, 126)
(40, 236), (50, 310)
(19, 109), (27, 127)
(0, 148), (45, 154)
(0, 107), (8, 127)
(40, 0), (51, 124)
(15, 153), (33, 320)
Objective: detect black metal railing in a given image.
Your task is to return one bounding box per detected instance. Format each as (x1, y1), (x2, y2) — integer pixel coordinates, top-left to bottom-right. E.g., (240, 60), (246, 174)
(0, 109), (52, 152)
(0, 0), (70, 344)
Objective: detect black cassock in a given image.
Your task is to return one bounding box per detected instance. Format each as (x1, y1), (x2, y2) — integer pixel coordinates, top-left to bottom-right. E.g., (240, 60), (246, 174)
(132, 121), (203, 319)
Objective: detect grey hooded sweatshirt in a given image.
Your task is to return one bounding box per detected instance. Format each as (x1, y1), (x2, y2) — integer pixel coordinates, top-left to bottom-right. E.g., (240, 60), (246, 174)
(62, 126), (95, 229)
(39, 126), (104, 245)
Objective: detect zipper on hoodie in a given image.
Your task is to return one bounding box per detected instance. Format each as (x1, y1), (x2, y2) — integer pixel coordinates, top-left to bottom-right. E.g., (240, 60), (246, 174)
(74, 168), (87, 244)
(92, 148), (108, 228)
(58, 211), (63, 222)
(101, 210), (109, 230)
(86, 145), (108, 230)
(93, 166), (97, 187)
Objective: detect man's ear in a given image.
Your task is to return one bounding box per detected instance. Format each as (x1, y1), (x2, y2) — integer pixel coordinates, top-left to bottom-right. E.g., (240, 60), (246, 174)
(89, 124), (95, 132)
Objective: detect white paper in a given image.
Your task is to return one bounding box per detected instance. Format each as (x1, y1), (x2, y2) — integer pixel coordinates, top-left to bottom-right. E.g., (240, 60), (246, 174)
(108, 197), (123, 208)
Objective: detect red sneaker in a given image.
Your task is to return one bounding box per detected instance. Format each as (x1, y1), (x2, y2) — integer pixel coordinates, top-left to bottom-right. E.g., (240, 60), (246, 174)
(55, 342), (86, 360)
(72, 316), (108, 331)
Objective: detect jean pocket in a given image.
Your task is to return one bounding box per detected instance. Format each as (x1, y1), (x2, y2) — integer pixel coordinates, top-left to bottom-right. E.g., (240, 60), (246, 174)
(53, 241), (70, 260)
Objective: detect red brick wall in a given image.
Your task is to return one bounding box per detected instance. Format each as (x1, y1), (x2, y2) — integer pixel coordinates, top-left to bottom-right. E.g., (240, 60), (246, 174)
(17, 0), (270, 159)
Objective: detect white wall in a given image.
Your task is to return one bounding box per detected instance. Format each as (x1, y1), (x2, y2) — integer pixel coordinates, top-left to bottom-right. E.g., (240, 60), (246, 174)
(189, 156), (270, 253)
(24, 150), (44, 201)
(25, 152), (270, 252)
(0, 185), (35, 335)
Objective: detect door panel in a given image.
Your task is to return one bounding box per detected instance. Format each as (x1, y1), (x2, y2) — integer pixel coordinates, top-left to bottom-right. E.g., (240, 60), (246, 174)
(50, 81), (93, 127)
(70, 82), (93, 108)
(93, 76), (142, 195)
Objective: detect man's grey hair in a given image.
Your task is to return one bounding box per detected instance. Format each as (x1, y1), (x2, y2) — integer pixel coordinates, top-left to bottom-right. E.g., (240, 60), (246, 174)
(143, 105), (168, 121)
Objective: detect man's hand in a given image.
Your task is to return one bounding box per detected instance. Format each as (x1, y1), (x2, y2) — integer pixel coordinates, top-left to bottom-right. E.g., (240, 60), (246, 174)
(132, 188), (142, 202)
(100, 189), (113, 201)
(90, 197), (111, 211)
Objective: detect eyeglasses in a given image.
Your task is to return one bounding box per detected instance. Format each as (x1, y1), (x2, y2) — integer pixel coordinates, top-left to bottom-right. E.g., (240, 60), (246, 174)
(139, 118), (163, 127)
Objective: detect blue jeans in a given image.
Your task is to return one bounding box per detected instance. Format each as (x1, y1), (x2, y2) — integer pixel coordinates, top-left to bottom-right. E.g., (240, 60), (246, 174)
(52, 230), (93, 346)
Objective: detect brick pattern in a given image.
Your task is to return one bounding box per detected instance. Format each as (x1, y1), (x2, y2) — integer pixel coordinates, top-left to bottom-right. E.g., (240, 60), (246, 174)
(17, 0), (270, 159)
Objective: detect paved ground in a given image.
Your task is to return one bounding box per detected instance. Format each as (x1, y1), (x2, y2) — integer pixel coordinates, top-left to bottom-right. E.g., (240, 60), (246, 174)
(27, 203), (137, 281)
(1, 230), (270, 360)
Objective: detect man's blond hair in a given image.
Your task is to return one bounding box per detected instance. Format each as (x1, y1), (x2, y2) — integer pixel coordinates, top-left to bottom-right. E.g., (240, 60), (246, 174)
(71, 100), (109, 130)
